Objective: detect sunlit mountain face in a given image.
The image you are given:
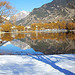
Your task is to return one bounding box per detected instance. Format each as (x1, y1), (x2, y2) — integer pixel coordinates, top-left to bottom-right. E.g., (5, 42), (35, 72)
(10, 10), (30, 21)
(16, 0), (75, 26)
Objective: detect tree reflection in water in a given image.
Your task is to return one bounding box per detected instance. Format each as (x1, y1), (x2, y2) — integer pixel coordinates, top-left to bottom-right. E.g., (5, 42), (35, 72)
(30, 32), (75, 41)
(0, 32), (75, 54)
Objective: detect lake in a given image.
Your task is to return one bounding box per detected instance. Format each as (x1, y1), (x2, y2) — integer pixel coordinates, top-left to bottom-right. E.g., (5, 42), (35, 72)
(0, 32), (75, 55)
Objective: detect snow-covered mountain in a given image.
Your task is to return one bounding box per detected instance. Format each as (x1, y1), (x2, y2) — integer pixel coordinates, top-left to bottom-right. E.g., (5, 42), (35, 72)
(13, 10), (30, 21)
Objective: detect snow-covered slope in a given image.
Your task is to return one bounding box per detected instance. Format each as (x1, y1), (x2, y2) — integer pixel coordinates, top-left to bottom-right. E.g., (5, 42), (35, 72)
(12, 10), (30, 21)
(0, 54), (75, 75)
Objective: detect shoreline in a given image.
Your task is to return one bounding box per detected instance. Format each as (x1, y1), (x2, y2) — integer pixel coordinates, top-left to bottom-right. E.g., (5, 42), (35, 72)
(0, 30), (75, 34)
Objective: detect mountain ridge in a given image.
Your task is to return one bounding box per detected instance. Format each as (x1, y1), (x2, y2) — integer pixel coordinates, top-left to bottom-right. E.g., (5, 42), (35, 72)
(16, 0), (75, 26)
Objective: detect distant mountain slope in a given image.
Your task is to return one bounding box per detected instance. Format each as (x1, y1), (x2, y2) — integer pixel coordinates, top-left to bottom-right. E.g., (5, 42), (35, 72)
(10, 10), (30, 22)
(17, 0), (75, 26)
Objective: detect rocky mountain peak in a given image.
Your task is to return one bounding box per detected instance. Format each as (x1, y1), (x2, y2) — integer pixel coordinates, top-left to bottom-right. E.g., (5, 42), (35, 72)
(16, 0), (75, 26)
(10, 10), (30, 21)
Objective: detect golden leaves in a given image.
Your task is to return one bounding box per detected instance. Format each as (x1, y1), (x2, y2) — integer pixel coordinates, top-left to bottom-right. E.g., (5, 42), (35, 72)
(1, 21), (12, 32)
(0, 1), (12, 9)
(31, 21), (75, 30)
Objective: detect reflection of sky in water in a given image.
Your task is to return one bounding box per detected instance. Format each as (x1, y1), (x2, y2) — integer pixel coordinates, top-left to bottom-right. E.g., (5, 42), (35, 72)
(0, 43), (43, 55)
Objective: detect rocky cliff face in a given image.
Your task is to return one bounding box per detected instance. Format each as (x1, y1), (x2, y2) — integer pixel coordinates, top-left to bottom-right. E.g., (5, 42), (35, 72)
(17, 0), (75, 26)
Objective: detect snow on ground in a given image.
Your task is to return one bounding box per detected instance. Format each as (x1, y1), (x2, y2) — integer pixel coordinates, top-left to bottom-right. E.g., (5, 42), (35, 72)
(0, 54), (75, 75)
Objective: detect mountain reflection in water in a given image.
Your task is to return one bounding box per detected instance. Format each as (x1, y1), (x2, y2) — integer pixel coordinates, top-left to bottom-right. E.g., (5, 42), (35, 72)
(0, 32), (75, 55)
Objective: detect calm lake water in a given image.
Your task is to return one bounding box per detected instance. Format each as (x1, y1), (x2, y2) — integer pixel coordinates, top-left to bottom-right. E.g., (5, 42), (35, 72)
(0, 32), (75, 55)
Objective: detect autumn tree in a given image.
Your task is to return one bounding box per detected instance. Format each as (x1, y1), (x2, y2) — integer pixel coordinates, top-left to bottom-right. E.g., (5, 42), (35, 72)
(1, 21), (12, 32)
(43, 23), (50, 29)
(31, 23), (37, 31)
(0, 0), (16, 23)
(68, 22), (75, 30)
(59, 21), (66, 29)
(15, 26), (25, 31)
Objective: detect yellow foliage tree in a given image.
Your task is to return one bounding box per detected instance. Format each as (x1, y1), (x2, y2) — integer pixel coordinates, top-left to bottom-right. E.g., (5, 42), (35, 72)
(15, 26), (25, 31)
(1, 21), (12, 32)
(0, 1), (16, 24)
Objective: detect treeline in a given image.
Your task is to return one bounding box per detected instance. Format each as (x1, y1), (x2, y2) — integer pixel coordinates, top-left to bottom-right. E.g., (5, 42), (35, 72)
(31, 21), (75, 30)
(0, 21), (75, 32)
(0, 21), (25, 32)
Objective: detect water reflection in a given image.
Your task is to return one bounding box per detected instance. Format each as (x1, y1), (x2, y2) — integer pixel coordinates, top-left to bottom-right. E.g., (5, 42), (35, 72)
(0, 33), (25, 41)
(30, 32), (75, 41)
(0, 32), (75, 42)
(0, 32), (75, 55)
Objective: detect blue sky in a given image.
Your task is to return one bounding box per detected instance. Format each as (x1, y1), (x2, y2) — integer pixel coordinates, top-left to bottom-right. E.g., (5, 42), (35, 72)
(6, 0), (53, 13)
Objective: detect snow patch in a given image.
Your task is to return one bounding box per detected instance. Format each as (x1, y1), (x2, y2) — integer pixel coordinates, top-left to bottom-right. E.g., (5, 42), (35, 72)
(13, 10), (30, 21)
